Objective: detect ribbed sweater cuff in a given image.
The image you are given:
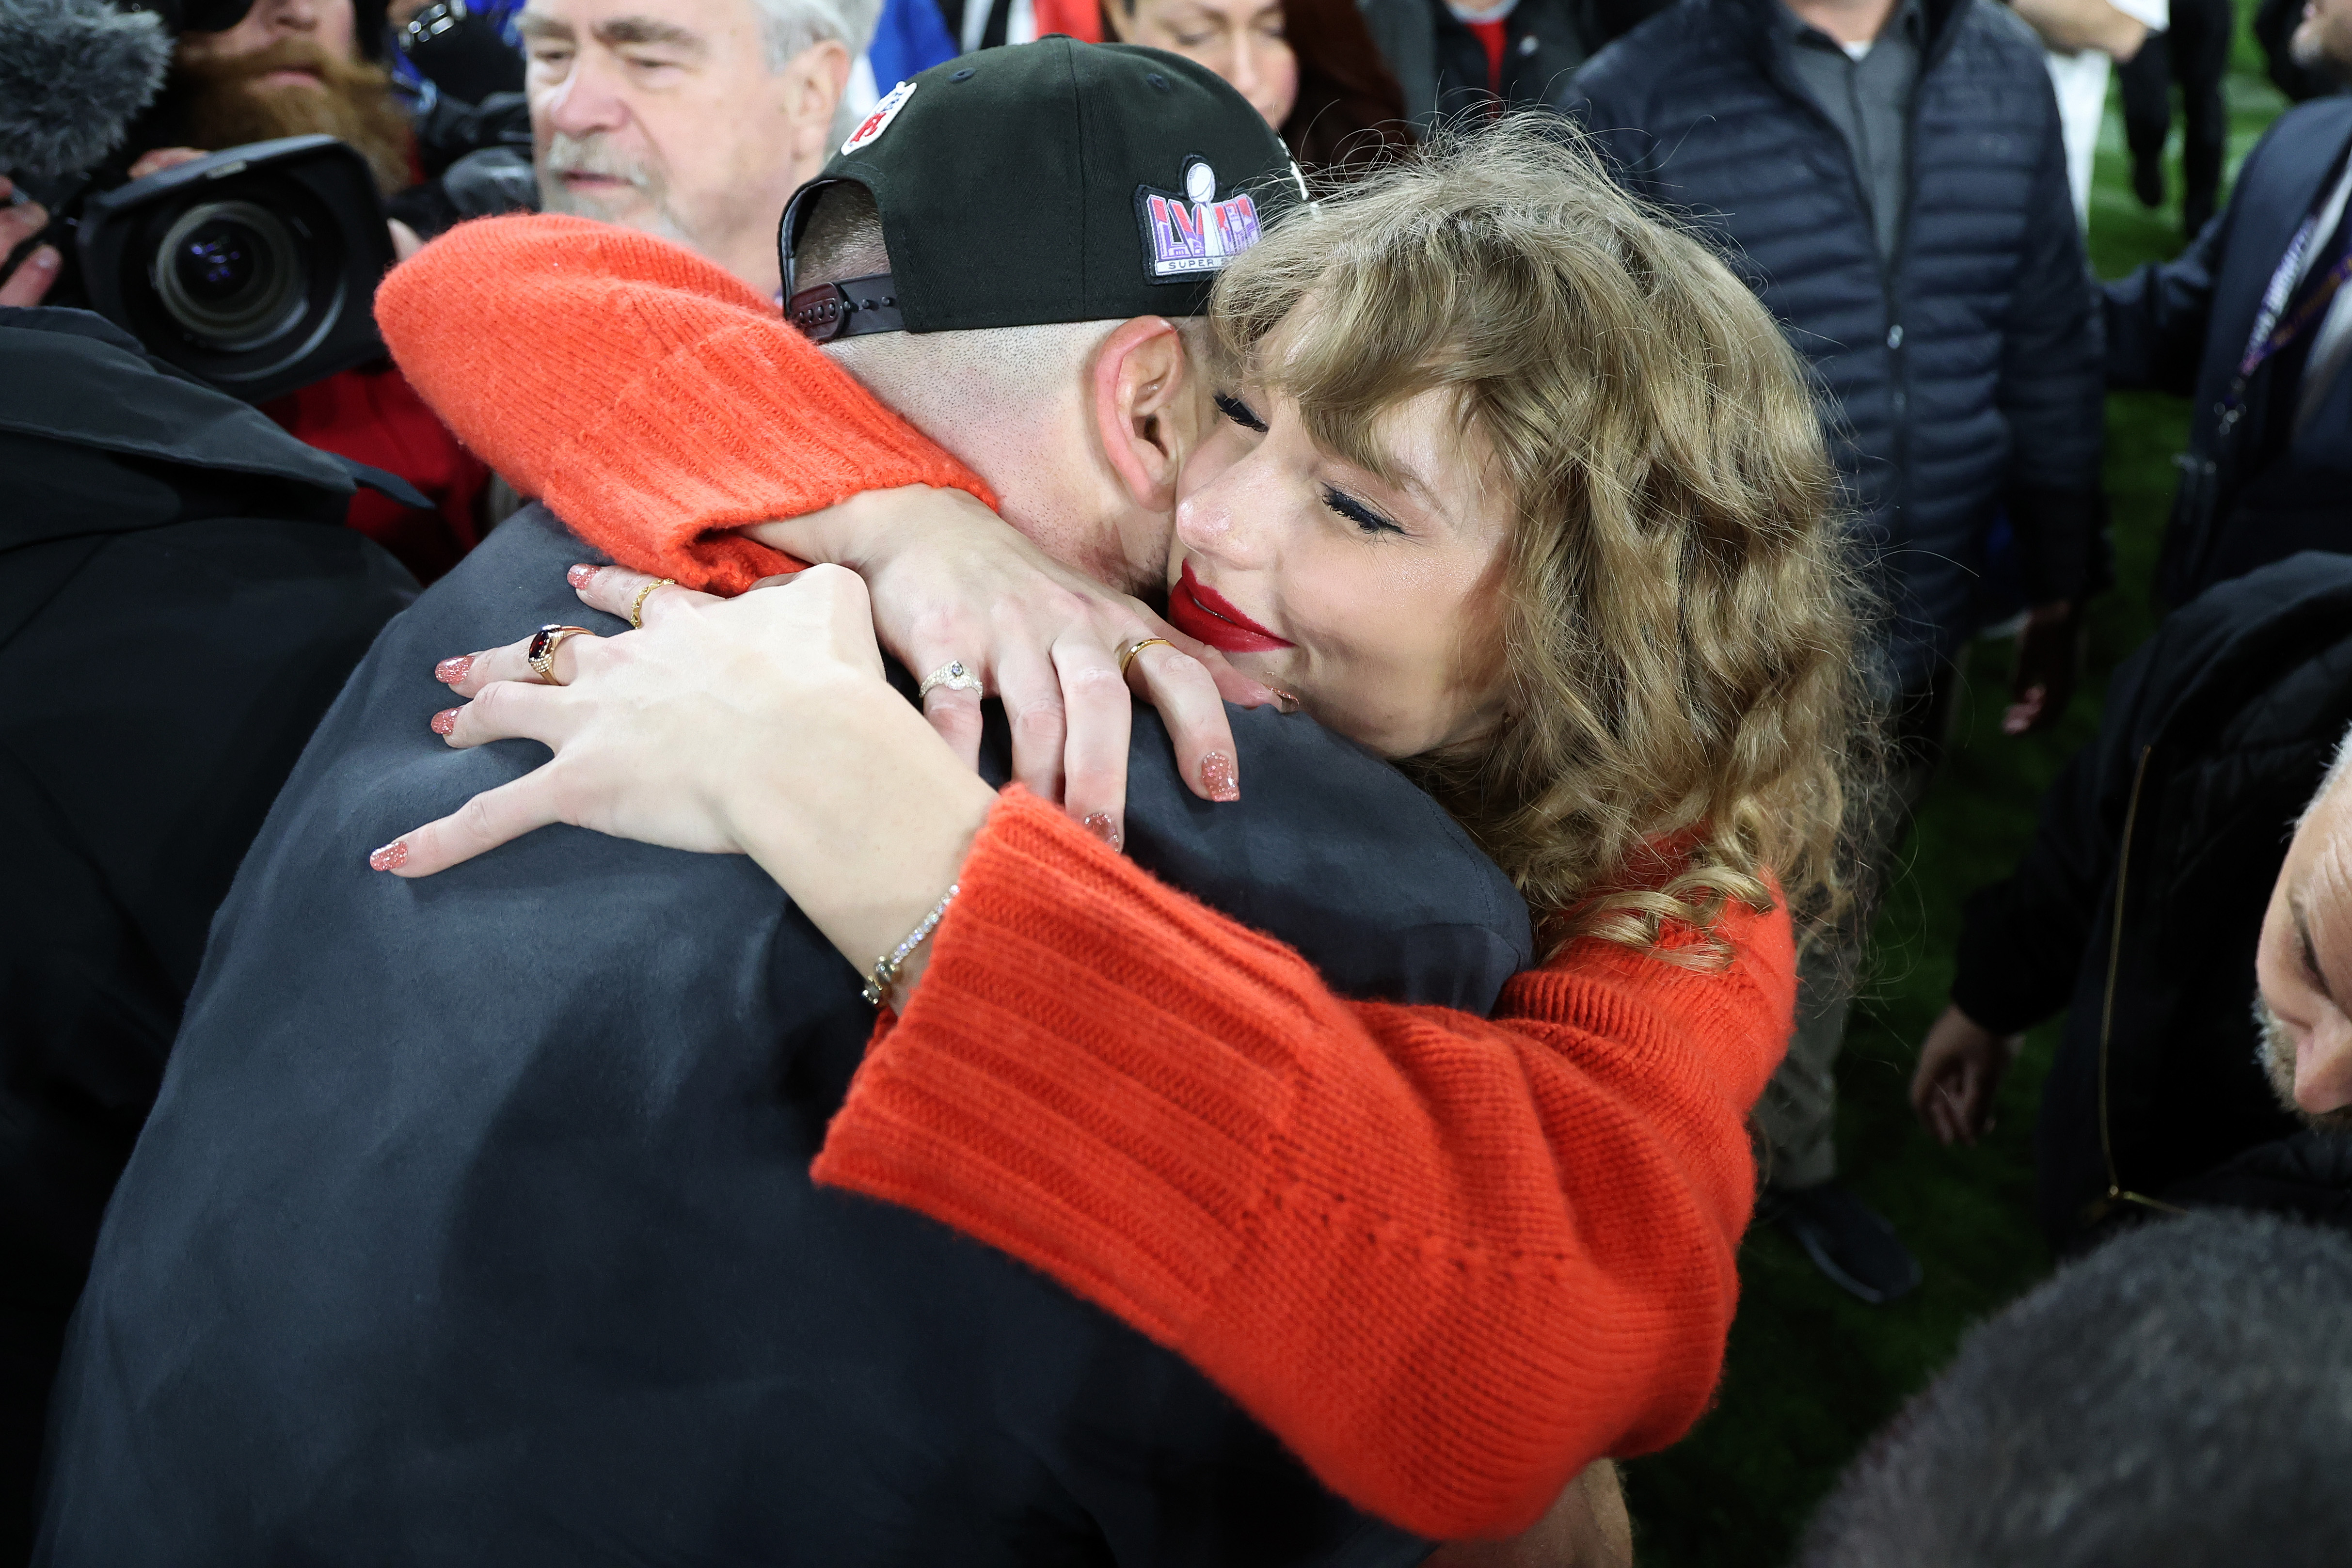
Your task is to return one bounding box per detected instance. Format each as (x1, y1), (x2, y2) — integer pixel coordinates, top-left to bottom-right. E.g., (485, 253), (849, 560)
(535, 310), (993, 593)
(378, 214), (995, 595)
(811, 788), (1321, 1350)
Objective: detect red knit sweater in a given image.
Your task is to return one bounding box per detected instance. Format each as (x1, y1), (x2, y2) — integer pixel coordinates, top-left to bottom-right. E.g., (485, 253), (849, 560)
(378, 217), (1796, 1540)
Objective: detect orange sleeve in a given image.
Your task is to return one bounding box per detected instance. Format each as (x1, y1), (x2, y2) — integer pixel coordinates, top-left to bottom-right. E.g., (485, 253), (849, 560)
(372, 213), (996, 594)
(813, 788), (1794, 1541)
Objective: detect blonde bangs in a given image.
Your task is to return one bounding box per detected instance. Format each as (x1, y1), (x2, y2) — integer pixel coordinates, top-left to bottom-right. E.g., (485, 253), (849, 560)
(1208, 117), (1870, 958)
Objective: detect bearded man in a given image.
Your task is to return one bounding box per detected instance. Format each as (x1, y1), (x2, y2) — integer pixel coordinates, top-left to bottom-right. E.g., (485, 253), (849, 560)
(122, 0), (491, 580)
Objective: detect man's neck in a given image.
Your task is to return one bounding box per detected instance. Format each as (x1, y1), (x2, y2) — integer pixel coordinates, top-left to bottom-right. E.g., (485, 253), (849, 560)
(1785, 0), (1898, 47)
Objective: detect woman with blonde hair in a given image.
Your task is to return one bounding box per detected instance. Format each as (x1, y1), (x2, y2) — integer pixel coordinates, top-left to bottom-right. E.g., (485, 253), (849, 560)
(380, 118), (1859, 1540)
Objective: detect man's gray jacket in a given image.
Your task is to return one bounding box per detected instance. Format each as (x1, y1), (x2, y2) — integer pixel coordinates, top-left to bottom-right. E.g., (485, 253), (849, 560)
(36, 508), (1531, 1566)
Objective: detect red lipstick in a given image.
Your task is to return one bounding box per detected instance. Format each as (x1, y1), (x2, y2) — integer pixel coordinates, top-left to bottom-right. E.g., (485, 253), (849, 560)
(1168, 562), (1294, 653)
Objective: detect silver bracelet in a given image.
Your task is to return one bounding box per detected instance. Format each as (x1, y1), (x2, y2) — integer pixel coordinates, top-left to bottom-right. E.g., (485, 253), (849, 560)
(861, 883), (959, 1007)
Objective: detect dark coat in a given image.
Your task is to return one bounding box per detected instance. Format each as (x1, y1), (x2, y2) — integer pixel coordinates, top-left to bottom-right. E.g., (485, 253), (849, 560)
(2104, 96), (2352, 609)
(1948, 554), (2352, 1254)
(1357, 0), (1669, 127)
(37, 505), (1530, 1566)
(0, 308), (415, 1560)
(1566, 0), (2107, 691)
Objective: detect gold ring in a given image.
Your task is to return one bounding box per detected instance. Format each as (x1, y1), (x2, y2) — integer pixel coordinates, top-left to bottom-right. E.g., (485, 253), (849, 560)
(629, 577), (675, 630)
(1117, 637), (1172, 676)
(526, 624), (593, 684)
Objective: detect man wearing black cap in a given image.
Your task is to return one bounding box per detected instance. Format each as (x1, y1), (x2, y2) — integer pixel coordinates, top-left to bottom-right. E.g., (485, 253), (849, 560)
(35, 44), (1515, 1567)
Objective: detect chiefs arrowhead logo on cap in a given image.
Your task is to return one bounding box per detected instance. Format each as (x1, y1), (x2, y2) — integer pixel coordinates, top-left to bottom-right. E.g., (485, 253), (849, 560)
(842, 79), (916, 157)
(1134, 157), (1262, 283)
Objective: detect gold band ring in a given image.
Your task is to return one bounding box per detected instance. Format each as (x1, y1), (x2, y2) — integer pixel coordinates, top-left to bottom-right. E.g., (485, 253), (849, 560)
(629, 577), (676, 630)
(1117, 637), (1173, 676)
(526, 624), (594, 684)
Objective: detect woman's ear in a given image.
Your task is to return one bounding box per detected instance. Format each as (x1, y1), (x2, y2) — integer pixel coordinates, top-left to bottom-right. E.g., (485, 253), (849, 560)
(1091, 315), (1199, 514)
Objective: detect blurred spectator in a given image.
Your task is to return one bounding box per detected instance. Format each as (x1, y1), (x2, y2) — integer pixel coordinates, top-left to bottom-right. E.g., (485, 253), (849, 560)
(1569, 0), (2105, 1305)
(2119, 0), (2232, 234)
(1361, 0), (1670, 125)
(0, 305), (414, 1567)
(2258, 0), (2344, 102)
(132, 0), (493, 581)
(1914, 553), (2352, 1253)
(2109, 6), (2352, 608)
(2011, 0), (2160, 226)
(386, 0), (528, 106)
(840, 0), (956, 117)
(1798, 1210), (2352, 1568)
(1097, 0), (1413, 164)
(517, 0), (877, 300)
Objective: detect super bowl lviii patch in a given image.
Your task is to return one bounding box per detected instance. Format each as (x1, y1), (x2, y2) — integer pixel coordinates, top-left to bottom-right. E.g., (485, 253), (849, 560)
(842, 79), (916, 157)
(1135, 158), (1262, 283)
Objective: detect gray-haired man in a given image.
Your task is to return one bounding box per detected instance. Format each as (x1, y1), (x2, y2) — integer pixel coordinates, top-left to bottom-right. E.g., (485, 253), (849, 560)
(520, 0), (876, 298)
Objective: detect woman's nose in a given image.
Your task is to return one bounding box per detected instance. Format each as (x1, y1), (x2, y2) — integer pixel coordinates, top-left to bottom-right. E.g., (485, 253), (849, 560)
(1175, 456), (1271, 568)
(1226, 35), (1261, 93)
(2297, 1010), (2352, 1114)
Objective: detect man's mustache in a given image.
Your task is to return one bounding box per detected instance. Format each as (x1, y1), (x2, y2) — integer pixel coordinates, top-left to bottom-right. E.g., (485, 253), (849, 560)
(540, 133), (658, 192)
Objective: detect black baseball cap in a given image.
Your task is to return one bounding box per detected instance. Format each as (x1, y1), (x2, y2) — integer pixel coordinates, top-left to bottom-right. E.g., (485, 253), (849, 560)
(780, 38), (1304, 339)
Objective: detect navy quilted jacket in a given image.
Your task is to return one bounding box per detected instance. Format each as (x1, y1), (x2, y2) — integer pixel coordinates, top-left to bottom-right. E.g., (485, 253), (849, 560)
(1565, 0), (2106, 689)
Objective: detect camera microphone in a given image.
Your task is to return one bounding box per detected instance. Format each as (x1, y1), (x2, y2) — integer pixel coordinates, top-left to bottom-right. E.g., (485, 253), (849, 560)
(0, 0), (175, 185)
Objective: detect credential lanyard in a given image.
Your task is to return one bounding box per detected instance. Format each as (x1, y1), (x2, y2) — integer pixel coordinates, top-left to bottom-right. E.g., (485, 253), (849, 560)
(2221, 146), (2352, 429)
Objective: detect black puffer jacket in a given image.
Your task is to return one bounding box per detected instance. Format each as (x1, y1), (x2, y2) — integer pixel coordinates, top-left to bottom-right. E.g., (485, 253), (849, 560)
(1949, 554), (2352, 1255)
(1565, 0), (2106, 689)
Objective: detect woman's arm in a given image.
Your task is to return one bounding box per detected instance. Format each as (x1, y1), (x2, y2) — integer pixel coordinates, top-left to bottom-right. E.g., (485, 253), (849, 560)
(376, 214), (996, 594)
(815, 791), (1793, 1540)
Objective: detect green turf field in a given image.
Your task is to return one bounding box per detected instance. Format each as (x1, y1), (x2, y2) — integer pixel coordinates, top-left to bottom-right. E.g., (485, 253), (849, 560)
(1619, 20), (2295, 1564)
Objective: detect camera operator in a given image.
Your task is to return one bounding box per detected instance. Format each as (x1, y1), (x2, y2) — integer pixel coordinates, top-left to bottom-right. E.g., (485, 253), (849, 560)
(122, 0), (495, 582)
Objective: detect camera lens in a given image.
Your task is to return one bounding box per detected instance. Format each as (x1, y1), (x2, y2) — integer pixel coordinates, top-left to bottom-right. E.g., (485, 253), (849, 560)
(153, 201), (305, 349)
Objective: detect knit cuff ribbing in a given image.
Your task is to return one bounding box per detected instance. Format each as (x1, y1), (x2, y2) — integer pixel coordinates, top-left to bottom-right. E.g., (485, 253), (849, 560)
(379, 214), (996, 595)
(811, 788), (1321, 1350)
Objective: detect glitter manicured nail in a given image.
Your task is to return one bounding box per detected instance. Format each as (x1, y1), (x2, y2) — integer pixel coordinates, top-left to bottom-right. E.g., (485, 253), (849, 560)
(430, 708), (460, 735)
(434, 654), (473, 684)
(1200, 752), (1239, 802)
(368, 839), (408, 871)
(1081, 812), (1123, 851)
(567, 564), (599, 588)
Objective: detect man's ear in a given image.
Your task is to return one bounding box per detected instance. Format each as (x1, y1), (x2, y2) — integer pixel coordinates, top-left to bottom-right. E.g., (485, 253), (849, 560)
(1092, 315), (1198, 513)
(782, 39), (853, 166)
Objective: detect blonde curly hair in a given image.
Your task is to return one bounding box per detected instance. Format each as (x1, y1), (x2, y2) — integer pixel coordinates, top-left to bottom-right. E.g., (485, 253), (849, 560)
(1210, 116), (1867, 956)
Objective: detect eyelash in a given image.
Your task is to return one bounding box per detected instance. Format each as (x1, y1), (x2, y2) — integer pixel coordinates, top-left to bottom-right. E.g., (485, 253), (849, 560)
(1214, 392), (1267, 433)
(1215, 394), (1402, 536)
(1321, 486), (1404, 537)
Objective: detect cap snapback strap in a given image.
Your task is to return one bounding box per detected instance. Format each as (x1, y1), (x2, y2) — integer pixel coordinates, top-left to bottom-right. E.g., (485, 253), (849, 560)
(786, 273), (906, 343)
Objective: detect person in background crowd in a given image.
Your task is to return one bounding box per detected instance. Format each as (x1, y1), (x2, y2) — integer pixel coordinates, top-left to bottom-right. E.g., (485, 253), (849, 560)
(2118, 0), (2233, 234)
(2011, 0), (2159, 227)
(1912, 552), (2352, 1252)
(1567, 0), (2106, 1305)
(518, 0), (876, 300)
(126, 0), (491, 582)
(2109, 0), (2352, 607)
(2259, 0), (2346, 100)
(0, 307), (415, 1567)
(386, 0), (527, 106)
(1798, 1210), (2352, 1568)
(1359, 0), (1667, 126)
(1096, 0), (1414, 166)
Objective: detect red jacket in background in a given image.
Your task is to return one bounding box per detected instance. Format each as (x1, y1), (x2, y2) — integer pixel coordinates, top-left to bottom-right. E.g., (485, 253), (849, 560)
(265, 364), (487, 584)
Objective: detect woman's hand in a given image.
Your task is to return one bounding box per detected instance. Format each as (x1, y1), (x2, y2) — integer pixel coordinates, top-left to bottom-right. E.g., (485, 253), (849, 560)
(380, 565), (997, 997)
(1910, 1003), (2025, 1147)
(750, 487), (1272, 827)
